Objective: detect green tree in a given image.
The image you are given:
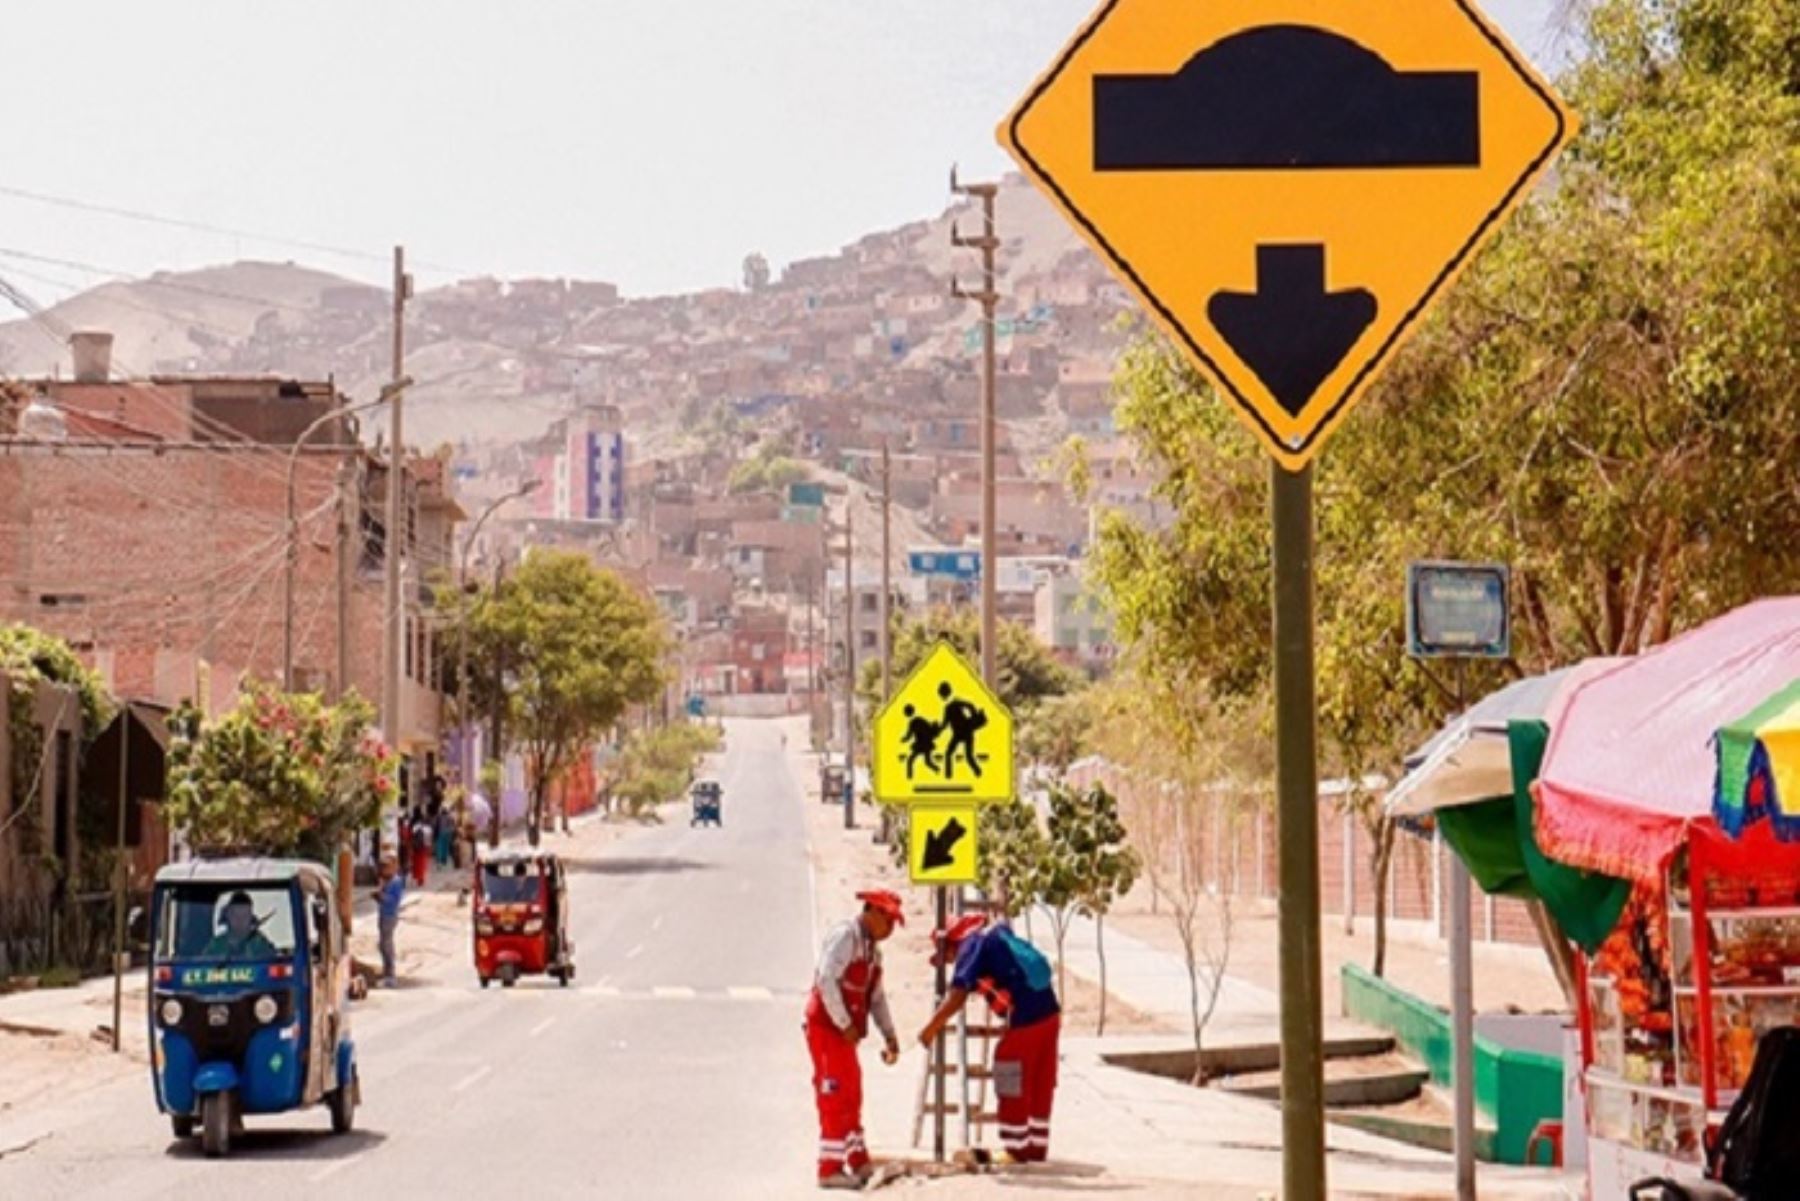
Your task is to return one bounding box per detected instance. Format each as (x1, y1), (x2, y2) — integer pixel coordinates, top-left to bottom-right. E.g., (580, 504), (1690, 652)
(1018, 691), (1097, 775)
(1040, 781), (1140, 1031)
(163, 686), (393, 862)
(728, 440), (811, 495)
(469, 551), (669, 844)
(1, 624), (115, 885)
(860, 607), (1082, 717)
(976, 797), (1048, 920)
(611, 722), (723, 818)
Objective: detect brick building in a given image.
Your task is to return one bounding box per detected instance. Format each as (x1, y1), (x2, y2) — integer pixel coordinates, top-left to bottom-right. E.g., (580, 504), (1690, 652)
(0, 352), (461, 774)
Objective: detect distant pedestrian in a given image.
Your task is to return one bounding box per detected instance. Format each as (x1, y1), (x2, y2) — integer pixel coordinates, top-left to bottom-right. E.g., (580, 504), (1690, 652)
(434, 806), (455, 867)
(371, 854), (404, 988)
(409, 810), (431, 887)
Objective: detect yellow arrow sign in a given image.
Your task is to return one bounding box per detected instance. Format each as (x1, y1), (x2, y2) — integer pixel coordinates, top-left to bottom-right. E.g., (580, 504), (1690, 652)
(872, 642), (1014, 804)
(909, 804), (980, 886)
(1000, 1), (1575, 469)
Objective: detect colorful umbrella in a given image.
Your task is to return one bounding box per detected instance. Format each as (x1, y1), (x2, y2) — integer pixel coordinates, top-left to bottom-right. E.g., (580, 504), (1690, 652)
(1714, 678), (1800, 840)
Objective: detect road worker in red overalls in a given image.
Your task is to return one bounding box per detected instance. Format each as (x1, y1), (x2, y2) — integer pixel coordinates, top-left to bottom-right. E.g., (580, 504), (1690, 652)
(806, 889), (904, 1189)
(919, 914), (1061, 1164)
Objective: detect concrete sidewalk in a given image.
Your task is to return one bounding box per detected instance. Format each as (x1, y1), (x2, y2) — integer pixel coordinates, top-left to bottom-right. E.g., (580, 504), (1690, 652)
(1048, 910), (1277, 1033)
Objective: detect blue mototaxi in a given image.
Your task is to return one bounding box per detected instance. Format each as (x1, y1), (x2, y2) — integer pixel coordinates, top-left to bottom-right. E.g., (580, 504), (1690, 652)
(690, 779), (723, 827)
(148, 859), (360, 1157)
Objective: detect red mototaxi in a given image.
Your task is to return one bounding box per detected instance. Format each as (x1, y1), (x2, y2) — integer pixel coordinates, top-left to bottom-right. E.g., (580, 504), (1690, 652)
(472, 848), (574, 988)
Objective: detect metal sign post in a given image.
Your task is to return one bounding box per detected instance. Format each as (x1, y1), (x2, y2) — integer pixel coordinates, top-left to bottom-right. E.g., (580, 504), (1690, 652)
(1272, 463), (1326, 1197)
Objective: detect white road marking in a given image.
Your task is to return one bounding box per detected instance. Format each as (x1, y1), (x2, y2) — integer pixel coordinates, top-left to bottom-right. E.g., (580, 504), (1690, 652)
(652, 986), (696, 1000)
(727, 986), (774, 1001)
(625, 942), (644, 960)
(309, 1156), (357, 1183)
(586, 984), (623, 998)
(651, 914), (663, 932)
(452, 1064), (492, 1093)
(529, 1015), (557, 1038)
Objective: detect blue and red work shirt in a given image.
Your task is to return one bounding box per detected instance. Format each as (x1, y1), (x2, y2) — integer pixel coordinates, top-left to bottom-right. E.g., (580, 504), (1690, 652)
(951, 924), (1060, 1029)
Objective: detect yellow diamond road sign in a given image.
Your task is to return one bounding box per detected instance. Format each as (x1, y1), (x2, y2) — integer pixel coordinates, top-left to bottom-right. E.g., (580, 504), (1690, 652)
(909, 804), (980, 886)
(873, 642), (1014, 805)
(1001, 1), (1576, 469)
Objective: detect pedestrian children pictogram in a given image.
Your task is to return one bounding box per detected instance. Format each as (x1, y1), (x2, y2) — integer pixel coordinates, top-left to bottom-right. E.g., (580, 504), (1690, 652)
(873, 642), (1015, 804)
(909, 804), (980, 886)
(999, 0), (1577, 469)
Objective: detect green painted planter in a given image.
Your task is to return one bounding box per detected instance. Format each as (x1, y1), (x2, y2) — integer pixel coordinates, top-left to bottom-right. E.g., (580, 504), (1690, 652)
(1341, 964), (1562, 1165)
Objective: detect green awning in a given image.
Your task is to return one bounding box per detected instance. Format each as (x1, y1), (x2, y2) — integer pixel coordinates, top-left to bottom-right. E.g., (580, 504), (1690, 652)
(1506, 718), (1630, 953)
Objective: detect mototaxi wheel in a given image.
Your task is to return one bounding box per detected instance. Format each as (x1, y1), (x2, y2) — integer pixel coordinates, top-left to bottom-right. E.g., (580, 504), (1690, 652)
(329, 1070), (357, 1134)
(200, 1092), (233, 1158)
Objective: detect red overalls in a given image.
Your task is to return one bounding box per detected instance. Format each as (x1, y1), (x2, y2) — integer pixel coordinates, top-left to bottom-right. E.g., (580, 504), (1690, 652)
(993, 1012), (1060, 1162)
(804, 930), (882, 1180)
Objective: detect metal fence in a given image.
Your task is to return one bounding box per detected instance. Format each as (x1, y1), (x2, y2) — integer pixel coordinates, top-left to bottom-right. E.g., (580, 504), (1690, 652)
(0, 889), (143, 980)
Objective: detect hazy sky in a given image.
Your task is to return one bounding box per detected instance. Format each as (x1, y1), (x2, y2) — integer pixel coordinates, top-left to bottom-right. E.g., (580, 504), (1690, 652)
(0, 1), (1569, 302)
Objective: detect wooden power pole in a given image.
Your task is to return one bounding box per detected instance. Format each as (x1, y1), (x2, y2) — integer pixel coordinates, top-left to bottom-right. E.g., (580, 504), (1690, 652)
(951, 170), (1000, 686)
(381, 245), (412, 812)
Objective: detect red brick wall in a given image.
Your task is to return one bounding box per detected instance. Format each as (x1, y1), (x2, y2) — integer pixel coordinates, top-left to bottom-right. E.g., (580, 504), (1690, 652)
(1070, 758), (1542, 949)
(0, 447), (381, 707)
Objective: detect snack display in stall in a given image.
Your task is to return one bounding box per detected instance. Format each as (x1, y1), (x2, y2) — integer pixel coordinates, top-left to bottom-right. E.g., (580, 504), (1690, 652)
(1580, 844), (1800, 1173)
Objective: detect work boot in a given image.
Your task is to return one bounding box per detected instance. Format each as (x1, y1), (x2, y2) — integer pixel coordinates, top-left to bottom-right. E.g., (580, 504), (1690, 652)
(817, 1169), (864, 1190)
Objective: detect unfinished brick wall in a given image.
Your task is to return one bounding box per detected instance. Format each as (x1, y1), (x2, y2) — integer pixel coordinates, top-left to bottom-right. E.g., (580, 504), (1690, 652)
(0, 446), (383, 707)
(1071, 758), (1542, 949)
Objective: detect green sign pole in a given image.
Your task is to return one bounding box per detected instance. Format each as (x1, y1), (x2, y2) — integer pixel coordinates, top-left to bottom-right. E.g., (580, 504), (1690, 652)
(1272, 461), (1326, 1201)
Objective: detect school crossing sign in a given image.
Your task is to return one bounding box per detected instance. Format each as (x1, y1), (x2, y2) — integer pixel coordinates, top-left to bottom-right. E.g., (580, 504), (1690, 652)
(872, 642), (1014, 806)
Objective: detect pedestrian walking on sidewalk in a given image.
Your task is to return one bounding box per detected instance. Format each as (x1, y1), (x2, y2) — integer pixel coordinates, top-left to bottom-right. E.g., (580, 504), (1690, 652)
(806, 889), (904, 1190)
(409, 809), (431, 887)
(371, 854), (405, 988)
(919, 916), (1061, 1164)
(434, 805), (455, 867)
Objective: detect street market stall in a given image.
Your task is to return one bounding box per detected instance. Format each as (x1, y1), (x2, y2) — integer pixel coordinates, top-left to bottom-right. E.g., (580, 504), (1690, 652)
(1533, 599), (1800, 1198)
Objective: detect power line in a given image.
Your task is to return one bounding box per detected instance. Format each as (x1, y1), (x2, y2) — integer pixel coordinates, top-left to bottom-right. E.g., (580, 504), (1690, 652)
(0, 182), (476, 277)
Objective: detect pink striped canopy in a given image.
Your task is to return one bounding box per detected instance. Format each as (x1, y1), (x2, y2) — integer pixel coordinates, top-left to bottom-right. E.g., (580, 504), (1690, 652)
(1535, 598), (1800, 882)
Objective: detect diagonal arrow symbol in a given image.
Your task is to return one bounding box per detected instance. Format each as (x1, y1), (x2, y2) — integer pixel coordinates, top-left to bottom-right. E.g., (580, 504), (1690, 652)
(921, 817), (967, 871)
(1208, 244), (1377, 418)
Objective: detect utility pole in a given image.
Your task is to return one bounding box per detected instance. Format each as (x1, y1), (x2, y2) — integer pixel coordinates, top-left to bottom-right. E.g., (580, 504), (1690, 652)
(842, 508), (855, 831)
(335, 461), (353, 701)
(488, 555), (507, 848)
(109, 702), (131, 1054)
(381, 245), (411, 827)
(951, 168), (1000, 686)
(880, 441), (893, 700)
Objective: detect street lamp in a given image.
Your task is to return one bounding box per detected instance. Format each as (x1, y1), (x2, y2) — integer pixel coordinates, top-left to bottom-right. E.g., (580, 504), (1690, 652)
(457, 479), (541, 836)
(282, 377), (412, 690)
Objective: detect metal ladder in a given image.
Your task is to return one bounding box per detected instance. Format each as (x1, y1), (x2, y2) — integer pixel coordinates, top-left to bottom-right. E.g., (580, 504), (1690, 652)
(912, 888), (1006, 1157)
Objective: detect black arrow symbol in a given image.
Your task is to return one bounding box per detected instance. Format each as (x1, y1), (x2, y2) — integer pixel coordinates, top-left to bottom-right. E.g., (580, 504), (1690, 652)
(1208, 244), (1376, 418)
(922, 818), (968, 871)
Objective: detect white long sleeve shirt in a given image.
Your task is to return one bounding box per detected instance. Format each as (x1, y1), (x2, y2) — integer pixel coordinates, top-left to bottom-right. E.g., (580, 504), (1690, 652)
(814, 919), (896, 1043)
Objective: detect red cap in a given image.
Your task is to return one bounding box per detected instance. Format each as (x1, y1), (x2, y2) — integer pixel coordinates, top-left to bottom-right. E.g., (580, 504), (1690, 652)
(856, 889), (906, 926)
(931, 914), (986, 964)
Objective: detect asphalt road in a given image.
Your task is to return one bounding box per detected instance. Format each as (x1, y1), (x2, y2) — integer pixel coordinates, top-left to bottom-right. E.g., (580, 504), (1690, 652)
(0, 718), (822, 1200)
